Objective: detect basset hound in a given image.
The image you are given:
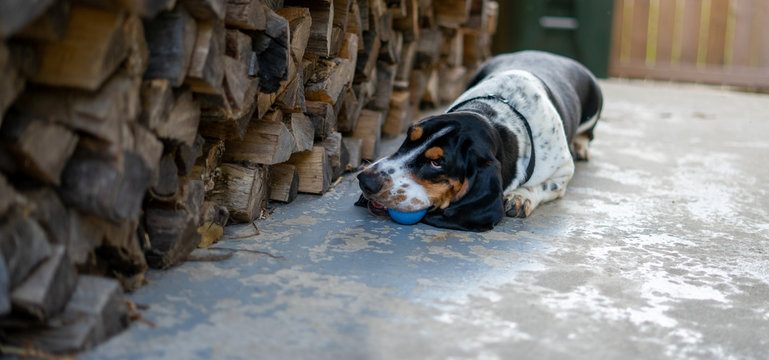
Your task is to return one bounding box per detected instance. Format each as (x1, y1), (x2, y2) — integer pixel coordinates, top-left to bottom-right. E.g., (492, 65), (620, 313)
(356, 51), (603, 231)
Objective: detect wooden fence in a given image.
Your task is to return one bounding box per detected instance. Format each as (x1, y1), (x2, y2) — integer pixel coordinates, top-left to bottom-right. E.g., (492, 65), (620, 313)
(609, 0), (769, 89)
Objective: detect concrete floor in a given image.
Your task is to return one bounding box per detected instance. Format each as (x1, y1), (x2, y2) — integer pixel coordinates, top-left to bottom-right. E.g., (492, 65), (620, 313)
(85, 80), (769, 359)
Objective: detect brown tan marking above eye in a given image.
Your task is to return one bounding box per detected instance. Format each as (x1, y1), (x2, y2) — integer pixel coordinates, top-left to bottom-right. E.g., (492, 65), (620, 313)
(410, 126), (423, 141)
(425, 146), (444, 160)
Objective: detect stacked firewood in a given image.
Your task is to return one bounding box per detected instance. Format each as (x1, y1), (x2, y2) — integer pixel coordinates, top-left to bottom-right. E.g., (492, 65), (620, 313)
(0, 0), (497, 354)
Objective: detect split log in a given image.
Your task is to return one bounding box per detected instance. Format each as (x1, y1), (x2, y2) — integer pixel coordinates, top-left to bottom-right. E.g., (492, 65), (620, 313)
(151, 152), (179, 198)
(0, 0), (57, 38)
(442, 28), (464, 67)
(305, 101), (336, 140)
(1, 249), (8, 316)
(284, 0), (332, 57)
(177, 134), (205, 176)
(408, 68), (428, 108)
(15, 72), (141, 145)
(339, 32), (359, 65)
(60, 150), (153, 223)
(223, 110), (294, 165)
(379, 30), (403, 64)
(268, 163), (299, 203)
(275, 7), (312, 62)
(0, 214), (52, 289)
(369, 61), (396, 110)
(143, 6), (197, 87)
(126, 122), (164, 176)
(0, 44), (25, 125)
(392, 0), (418, 41)
(144, 180), (205, 269)
(31, 5), (127, 91)
(321, 131), (347, 180)
(139, 79), (174, 131)
(415, 28), (442, 69)
(351, 109), (383, 160)
(275, 61), (304, 112)
(0, 116), (79, 185)
(185, 19), (226, 94)
(342, 137), (363, 169)
(438, 64), (467, 103)
(347, 1), (363, 39)
(394, 40), (416, 87)
(123, 15), (150, 77)
(330, 0), (352, 56)
(305, 57), (355, 105)
(225, 0), (267, 30)
(198, 56), (259, 140)
(354, 30), (380, 82)
(434, 0), (471, 27)
(156, 88), (201, 146)
(286, 112), (314, 152)
(75, 213), (147, 291)
(14, 0), (69, 41)
(335, 87), (361, 132)
(254, 7), (289, 93)
(197, 201), (229, 248)
(286, 146), (331, 194)
(225, 29), (253, 65)
(24, 275), (129, 354)
(10, 245), (77, 322)
(462, 31), (490, 66)
(189, 138), (225, 194)
(421, 67), (440, 107)
(0, 174), (21, 219)
(180, 0), (226, 20)
(382, 90), (411, 136)
(209, 163), (269, 222)
(23, 188), (73, 248)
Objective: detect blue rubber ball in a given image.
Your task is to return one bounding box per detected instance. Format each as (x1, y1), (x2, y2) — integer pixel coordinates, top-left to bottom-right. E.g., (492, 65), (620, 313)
(387, 208), (427, 225)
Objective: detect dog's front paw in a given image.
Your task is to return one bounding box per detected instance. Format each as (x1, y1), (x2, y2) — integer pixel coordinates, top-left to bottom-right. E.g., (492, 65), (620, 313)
(504, 192), (534, 218)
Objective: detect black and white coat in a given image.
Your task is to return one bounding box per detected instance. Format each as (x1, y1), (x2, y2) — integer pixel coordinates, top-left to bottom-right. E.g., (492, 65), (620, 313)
(357, 51), (603, 231)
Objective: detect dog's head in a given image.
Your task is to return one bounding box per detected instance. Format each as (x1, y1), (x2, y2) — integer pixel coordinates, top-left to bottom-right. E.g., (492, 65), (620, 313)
(357, 112), (505, 231)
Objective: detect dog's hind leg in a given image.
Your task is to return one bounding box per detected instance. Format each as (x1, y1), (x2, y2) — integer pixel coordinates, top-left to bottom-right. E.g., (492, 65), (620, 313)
(570, 133), (591, 161)
(503, 158), (575, 218)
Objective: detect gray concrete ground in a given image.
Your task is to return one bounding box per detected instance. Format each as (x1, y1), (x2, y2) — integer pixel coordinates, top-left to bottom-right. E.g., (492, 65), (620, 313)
(85, 80), (769, 359)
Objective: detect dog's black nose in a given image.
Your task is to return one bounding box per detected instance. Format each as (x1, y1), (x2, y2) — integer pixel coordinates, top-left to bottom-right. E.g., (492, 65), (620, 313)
(357, 171), (383, 195)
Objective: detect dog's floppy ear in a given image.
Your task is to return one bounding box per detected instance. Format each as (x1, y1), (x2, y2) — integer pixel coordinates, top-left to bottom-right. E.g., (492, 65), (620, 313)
(422, 144), (504, 232)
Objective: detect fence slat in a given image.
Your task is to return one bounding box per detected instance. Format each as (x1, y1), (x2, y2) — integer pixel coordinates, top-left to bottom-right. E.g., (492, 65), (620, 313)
(706, 0), (730, 66)
(680, 0), (703, 65)
(655, 0), (677, 64)
(730, 0), (756, 67)
(631, 0), (651, 62)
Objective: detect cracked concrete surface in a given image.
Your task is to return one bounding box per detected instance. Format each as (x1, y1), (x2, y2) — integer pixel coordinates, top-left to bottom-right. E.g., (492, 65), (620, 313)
(85, 80), (769, 359)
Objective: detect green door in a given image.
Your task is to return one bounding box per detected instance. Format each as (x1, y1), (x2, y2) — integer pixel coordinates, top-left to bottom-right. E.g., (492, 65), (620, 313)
(492, 0), (614, 78)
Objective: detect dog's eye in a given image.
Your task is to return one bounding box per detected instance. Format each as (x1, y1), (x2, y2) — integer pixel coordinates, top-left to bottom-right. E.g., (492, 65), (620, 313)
(430, 160), (442, 169)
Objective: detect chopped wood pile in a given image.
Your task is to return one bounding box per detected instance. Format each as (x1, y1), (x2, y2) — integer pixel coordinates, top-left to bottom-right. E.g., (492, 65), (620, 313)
(0, 0), (497, 354)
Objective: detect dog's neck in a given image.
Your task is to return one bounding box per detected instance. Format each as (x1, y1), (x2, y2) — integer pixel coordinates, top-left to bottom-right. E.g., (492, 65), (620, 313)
(447, 97), (535, 189)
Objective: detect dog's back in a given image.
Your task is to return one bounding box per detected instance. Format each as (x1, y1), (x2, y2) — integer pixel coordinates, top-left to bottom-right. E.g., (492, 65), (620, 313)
(467, 51), (603, 143)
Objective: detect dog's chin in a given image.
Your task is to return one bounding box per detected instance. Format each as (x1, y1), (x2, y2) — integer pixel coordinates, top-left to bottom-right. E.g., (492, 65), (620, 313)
(367, 199), (390, 218)
(354, 194), (390, 218)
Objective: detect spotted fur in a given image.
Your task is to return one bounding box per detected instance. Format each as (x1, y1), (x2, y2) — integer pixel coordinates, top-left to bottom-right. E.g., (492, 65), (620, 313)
(357, 51), (603, 231)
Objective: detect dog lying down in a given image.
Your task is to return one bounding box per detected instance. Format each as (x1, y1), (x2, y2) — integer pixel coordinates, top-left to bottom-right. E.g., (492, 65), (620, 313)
(356, 51), (603, 232)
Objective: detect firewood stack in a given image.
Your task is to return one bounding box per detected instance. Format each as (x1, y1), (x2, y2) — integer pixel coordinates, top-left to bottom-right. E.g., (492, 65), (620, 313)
(0, 0), (497, 353)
